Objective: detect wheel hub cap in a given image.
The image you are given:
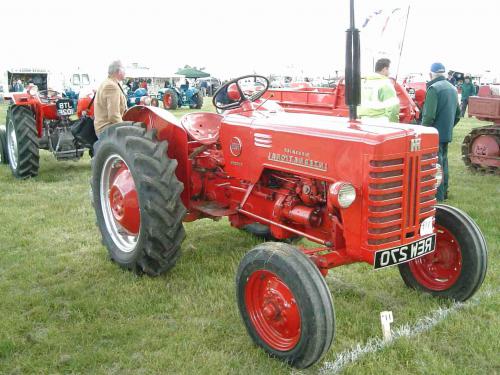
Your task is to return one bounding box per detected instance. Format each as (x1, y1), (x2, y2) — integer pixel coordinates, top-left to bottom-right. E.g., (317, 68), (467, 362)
(109, 165), (140, 234)
(245, 270), (301, 351)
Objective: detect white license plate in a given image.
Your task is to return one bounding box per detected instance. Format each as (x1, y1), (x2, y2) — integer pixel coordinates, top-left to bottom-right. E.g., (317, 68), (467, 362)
(373, 234), (436, 269)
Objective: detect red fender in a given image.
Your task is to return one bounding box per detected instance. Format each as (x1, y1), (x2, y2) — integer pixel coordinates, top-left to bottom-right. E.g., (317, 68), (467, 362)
(123, 106), (191, 207)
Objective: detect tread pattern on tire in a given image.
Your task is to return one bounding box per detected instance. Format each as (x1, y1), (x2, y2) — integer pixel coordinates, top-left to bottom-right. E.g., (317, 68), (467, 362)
(0, 126), (8, 164)
(8, 105), (39, 178)
(92, 122), (186, 276)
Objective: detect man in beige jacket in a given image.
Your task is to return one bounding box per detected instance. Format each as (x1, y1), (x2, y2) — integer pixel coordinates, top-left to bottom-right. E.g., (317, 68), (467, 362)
(94, 60), (127, 136)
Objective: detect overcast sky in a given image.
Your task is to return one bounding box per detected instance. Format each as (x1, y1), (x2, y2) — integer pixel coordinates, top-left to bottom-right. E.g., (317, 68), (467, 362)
(1, 0), (499, 81)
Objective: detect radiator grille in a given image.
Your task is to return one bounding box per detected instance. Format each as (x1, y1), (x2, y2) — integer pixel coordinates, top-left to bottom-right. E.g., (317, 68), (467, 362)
(366, 151), (438, 249)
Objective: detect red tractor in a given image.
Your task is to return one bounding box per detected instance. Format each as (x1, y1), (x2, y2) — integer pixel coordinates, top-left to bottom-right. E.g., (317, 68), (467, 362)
(462, 85), (500, 174)
(265, 78), (420, 123)
(91, 76), (488, 367)
(90, 4), (487, 368)
(1, 87), (94, 178)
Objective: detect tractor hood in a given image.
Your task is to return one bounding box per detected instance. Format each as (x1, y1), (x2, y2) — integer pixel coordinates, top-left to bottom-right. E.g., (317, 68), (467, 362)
(219, 111), (439, 185)
(248, 112), (427, 144)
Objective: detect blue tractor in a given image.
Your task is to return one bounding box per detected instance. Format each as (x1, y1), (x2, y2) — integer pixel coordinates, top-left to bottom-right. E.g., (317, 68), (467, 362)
(126, 87), (159, 107)
(158, 83), (203, 110)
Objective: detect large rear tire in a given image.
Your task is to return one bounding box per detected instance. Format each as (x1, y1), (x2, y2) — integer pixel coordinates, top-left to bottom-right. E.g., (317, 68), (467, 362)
(190, 93), (203, 109)
(91, 123), (186, 276)
(398, 204), (488, 301)
(0, 125), (8, 164)
(163, 89), (178, 110)
(6, 105), (39, 178)
(236, 242), (335, 368)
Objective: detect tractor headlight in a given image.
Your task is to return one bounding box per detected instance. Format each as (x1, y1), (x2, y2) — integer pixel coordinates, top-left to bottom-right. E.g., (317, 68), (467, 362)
(329, 182), (356, 209)
(435, 163), (443, 188)
(28, 86), (38, 96)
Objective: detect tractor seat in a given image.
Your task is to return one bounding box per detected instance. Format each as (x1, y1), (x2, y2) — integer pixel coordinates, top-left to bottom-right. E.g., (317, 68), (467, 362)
(180, 112), (222, 145)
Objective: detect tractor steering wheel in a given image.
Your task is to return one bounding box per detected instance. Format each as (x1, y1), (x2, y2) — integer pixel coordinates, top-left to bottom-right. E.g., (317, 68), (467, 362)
(212, 75), (269, 111)
(38, 89), (61, 103)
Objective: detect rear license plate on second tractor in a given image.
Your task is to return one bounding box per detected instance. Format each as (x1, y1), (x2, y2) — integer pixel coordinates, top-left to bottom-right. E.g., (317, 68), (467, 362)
(56, 99), (75, 116)
(374, 234), (436, 269)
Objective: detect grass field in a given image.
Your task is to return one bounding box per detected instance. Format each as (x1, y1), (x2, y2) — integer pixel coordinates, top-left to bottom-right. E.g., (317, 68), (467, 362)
(0, 101), (498, 375)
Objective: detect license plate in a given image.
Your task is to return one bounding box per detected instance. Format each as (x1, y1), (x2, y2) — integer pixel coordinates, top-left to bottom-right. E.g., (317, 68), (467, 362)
(56, 99), (75, 116)
(373, 234), (436, 269)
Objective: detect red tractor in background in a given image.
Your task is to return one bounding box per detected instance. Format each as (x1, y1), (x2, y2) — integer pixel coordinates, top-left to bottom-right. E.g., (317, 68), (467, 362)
(265, 78), (419, 123)
(463, 85), (500, 174)
(0, 88), (94, 178)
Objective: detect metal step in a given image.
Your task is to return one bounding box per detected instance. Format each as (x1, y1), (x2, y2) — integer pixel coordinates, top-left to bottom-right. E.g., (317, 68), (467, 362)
(190, 201), (237, 217)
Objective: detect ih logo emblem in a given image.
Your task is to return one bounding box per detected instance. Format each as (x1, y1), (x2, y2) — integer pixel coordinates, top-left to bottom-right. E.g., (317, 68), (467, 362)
(410, 136), (421, 152)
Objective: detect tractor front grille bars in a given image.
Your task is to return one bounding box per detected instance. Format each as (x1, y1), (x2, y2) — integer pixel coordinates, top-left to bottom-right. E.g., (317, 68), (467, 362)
(365, 150), (438, 250)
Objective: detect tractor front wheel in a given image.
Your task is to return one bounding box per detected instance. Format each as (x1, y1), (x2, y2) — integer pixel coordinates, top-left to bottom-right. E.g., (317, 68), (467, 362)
(6, 105), (39, 178)
(0, 126), (8, 164)
(91, 123), (186, 275)
(163, 89), (178, 110)
(398, 204), (488, 301)
(236, 242), (335, 368)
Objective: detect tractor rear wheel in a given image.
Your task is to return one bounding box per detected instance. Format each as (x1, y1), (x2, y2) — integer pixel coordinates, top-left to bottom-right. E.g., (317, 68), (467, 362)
(0, 126), (8, 164)
(195, 93), (203, 109)
(91, 123), (186, 276)
(6, 105), (39, 179)
(163, 89), (178, 110)
(190, 93), (203, 109)
(236, 242), (335, 369)
(398, 204), (487, 301)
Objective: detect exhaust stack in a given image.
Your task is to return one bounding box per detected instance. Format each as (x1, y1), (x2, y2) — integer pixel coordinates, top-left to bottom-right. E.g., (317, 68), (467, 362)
(345, 0), (361, 121)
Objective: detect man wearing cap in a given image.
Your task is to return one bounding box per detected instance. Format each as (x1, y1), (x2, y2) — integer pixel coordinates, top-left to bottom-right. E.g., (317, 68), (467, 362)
(421, 62), (461, 201)
(359, 58), (400, 122)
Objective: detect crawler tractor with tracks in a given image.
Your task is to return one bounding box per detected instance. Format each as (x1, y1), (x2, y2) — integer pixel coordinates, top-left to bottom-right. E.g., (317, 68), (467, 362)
(462, 85), (500, 174)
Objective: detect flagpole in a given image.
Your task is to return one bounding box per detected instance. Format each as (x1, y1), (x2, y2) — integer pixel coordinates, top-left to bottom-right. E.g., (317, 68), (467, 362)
(395, 4), (411, 81)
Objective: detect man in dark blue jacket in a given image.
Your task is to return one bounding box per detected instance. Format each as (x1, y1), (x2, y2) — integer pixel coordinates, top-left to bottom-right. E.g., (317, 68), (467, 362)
(421, 62), (461, 201)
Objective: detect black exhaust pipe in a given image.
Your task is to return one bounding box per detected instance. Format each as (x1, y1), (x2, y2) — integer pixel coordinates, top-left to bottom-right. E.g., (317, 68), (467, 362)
(345, 0), (361, 121)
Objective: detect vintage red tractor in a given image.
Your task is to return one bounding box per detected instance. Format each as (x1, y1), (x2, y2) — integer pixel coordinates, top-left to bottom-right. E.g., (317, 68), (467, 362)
(90, 4), (487, 368)
(462, 85), (500, 174)
(90, 76), (488, 368)
(2, 87), (94, 178)
(264, 78), (420, 123)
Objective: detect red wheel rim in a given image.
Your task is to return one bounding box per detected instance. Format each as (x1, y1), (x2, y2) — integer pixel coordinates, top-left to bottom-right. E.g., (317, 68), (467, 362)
(163, 93), (172, 108)
(108, 161), (140, 235)
(408, 224), (462, 290)
(244, 270), (301, 351)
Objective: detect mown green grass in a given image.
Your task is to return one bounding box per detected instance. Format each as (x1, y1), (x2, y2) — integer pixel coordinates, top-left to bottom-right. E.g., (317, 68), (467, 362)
(0, 102), (498, 374)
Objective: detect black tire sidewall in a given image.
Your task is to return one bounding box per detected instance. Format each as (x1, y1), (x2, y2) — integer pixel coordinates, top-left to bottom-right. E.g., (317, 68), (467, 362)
(0, 126), (8, 164)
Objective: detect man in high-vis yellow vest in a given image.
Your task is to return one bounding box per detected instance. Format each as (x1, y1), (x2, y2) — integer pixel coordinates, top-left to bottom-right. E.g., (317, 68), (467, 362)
(359, 58), (400, 122)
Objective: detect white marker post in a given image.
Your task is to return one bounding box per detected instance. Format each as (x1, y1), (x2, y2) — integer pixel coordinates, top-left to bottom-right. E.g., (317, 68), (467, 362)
(380, 311), (393, 342)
